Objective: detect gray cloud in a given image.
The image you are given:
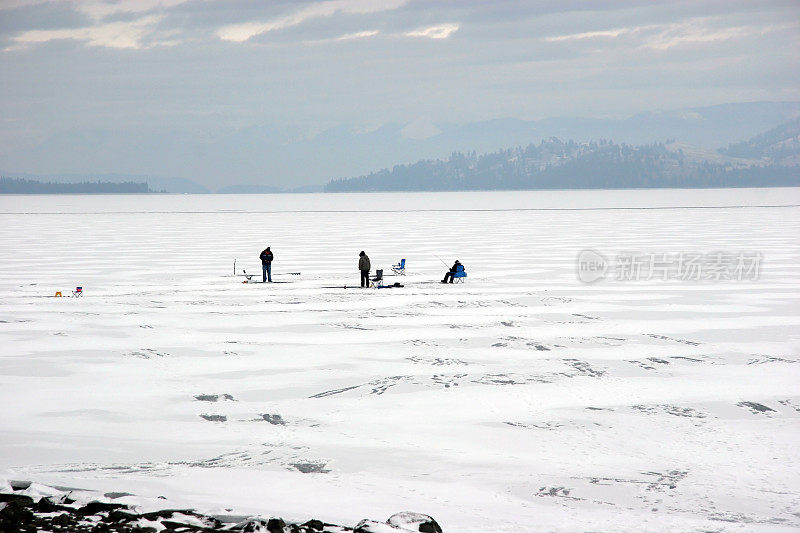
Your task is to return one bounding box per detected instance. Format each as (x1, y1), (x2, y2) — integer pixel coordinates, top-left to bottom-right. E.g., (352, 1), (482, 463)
(0, 2), (91, 35)
(0, 0), (798, 186)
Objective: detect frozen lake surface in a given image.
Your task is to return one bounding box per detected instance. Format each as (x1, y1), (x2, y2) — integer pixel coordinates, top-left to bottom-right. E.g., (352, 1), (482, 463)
(1, 189), (799, 531)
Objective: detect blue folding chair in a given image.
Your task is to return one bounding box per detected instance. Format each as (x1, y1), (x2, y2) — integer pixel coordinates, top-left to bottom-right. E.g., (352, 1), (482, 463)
(392, 258), (406, 276)
(453, 264), (467, 283)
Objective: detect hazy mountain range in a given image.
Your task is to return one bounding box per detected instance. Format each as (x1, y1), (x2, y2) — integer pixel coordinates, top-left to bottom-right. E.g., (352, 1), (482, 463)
(326, 117), (800, 192)
(2, 101), (799, 193)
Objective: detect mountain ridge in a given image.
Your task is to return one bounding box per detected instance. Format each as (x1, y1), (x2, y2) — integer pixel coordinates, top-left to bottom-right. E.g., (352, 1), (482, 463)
(325, 118), (800, 192)
(2, 101), (799, 191)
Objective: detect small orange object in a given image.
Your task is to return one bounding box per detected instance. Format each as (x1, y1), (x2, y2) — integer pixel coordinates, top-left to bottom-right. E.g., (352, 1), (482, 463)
(55, 291), (62, 297)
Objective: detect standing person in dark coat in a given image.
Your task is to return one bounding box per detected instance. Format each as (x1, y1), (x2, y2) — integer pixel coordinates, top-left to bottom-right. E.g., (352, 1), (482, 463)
(358, 251), (371, 288)
(260, 246), (274, 282)
(441, 260), (462, 284)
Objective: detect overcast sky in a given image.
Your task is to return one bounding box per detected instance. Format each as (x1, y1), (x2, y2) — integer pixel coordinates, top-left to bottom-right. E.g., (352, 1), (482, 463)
(1, 0), (799, 184)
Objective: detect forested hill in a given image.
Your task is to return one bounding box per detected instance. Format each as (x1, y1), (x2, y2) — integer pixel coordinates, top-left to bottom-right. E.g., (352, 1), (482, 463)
(325, 120), (800, 192)
(0, 177), (155, 194)
(720, 117), (800, 164)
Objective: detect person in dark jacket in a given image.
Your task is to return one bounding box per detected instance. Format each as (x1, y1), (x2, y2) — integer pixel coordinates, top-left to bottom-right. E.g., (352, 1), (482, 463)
(260, 246), (274, 282)
(441, 260), (462, 284)
(358, 251), (371, 288)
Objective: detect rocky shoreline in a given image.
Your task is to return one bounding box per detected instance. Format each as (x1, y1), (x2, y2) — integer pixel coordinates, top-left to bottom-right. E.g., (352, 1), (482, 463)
(0, 480), (442, 533)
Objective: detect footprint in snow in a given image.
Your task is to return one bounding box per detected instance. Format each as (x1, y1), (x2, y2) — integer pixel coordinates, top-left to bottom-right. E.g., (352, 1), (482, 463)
(260, 414), (287, 425)
(194, 394), (235, 402)
(199, 414), (227, 422)
(736, 401), (776, 414)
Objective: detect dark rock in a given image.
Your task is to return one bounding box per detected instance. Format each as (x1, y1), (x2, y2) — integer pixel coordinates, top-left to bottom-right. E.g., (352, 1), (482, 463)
(162, 511), (222, 530)
(52, 512), (76, 526)
(9, 480), (32, 491)
(140, 508), (198, 520)
(267, 517), (287, 532)
(301, 519), (325, 531)
(107, 508), (139, 522)
(241, 518), (269, 532)
(76, 501), (127, 515)
(35, 497), (62, 513)
(0, 493), (34, 505)
(0, 480), (441, 533)
(0, 500), (35, 527)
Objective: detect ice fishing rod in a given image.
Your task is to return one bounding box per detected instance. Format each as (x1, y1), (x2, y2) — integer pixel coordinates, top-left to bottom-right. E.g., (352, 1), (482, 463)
(242, 270), (301, 277)
(433, 254), (450, 268)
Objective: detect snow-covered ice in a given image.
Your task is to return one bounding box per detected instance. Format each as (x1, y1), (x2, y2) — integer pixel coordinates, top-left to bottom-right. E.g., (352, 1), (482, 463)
(1, 189), (799, 531)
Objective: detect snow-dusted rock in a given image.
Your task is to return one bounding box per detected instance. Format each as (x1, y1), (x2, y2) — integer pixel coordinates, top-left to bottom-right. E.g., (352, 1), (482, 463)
(354, 519), (403, 532)
(387, 512), (442, 532)
(135, 517), (168, 531)
(354, 512), (443, 533)
(20, 482), (68, 503)
(0, 479), (444, 533)
(237, 516), (288, 532)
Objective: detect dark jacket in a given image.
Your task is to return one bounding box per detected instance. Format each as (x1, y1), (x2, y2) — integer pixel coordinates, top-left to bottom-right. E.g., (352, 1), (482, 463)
(359, 254), (371, 271)
(450, 261), (461, 273)
(260, 249), (274, 264)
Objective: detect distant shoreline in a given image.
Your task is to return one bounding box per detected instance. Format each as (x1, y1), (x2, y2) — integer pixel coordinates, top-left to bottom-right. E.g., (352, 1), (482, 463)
(3, 183), (800, 195)
(0, 177), (159, 194)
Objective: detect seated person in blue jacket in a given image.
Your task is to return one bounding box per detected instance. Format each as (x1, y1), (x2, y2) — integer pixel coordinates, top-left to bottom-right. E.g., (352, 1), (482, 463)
(441, 260), (463, 284)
